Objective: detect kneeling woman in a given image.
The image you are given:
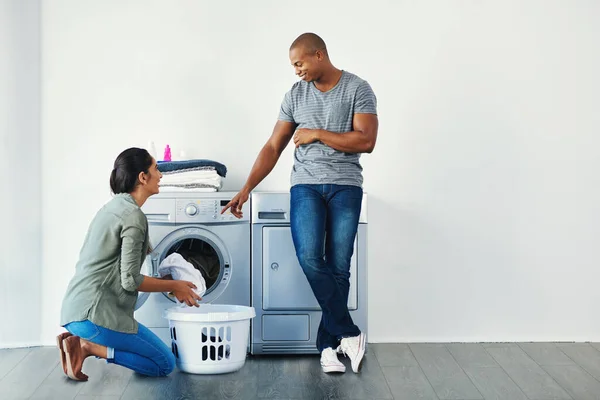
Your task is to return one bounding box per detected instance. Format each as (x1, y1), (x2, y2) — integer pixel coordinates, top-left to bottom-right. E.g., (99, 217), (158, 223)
(58, 148), (201, 380)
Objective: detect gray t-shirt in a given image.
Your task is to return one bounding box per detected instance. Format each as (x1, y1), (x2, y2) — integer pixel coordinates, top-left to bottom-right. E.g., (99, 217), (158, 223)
(278, 70), (377, 187)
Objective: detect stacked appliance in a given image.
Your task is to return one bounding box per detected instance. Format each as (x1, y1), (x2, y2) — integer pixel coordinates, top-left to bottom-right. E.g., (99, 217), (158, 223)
(249, 192), (368, 354)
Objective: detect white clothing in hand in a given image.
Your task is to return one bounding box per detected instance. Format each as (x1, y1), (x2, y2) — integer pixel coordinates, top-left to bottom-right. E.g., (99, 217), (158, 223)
(158, 253), (207, 298)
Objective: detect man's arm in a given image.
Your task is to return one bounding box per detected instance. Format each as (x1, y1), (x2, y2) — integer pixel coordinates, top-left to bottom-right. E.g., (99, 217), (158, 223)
(243, 120), (297, 191)
(221, 120), (296, 217)
(293, 113), (378, 154)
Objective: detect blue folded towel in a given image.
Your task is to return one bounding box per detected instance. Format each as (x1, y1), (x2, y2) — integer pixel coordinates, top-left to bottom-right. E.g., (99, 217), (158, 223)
(158, 160), (227, 177)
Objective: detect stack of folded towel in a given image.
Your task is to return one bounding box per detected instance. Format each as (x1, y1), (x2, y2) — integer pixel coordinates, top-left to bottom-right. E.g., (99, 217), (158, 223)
(158, 160), (227, 192)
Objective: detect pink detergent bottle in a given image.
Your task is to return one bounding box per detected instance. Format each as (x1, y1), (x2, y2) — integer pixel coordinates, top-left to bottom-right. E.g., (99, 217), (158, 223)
(163, 144), (172, 162)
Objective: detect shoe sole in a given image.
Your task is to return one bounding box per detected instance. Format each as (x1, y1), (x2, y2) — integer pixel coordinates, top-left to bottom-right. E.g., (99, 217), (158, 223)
(351, 333), (366, 373)
(56, 333), (72, 376)
(62, 338), (88, 381)
(322, 365), (346, 373)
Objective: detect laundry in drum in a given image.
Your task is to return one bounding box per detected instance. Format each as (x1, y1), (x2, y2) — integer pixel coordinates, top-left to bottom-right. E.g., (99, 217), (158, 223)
(157, 252), (207, 299)
(171, 239), (221, 289)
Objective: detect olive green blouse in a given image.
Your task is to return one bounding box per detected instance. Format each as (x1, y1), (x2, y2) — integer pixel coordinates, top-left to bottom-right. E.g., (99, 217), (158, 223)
(60, 193), (149, 333)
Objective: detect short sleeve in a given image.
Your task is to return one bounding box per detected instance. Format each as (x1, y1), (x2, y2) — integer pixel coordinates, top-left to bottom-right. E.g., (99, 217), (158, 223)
(278, 90), (295, 123)
(355, 81), (377, 115)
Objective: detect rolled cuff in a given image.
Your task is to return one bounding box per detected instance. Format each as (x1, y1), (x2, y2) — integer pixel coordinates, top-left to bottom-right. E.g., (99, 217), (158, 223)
(121, 272), (144, 292)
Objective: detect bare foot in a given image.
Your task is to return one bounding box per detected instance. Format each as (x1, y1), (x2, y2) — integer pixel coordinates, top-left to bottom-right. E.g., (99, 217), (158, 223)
(56, 332), (73, 376)
(62, 336), (89, 381)
(80, 339), (108, 359)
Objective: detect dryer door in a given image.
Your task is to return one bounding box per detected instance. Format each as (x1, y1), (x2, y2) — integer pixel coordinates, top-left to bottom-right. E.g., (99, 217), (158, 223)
(134, 226), (231, 309)
(262, 226), (358, 311)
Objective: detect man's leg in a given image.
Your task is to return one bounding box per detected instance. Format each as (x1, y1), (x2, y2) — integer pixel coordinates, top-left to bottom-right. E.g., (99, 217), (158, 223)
(325, 185), (363, 315)
(290, 185), (356, 351)
(326, 184), (365, 373)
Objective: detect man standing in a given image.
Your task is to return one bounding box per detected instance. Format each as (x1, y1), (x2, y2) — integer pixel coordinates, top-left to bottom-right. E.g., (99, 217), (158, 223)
(222, 33), (378, 373)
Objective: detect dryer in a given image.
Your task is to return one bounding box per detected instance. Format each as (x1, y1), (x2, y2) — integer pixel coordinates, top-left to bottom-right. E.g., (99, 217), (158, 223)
(250, 192), (368, 354)
(134, 191), (250, 346)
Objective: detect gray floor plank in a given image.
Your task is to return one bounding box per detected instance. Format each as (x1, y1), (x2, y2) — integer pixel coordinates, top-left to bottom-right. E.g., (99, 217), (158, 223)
(372, 343), (420, 367)
(29, 363), (83, 400)
(382, 366), (439, 400)
(122, 373), (258, 400)
(409, 344), (483, 400)
(463, 367), (528, 400)
(120, 372), (196, 400)
(121, 356), (260, 400)
(556, 343), (600, 381)
(518, 343), (577, 366)
(0, 348), (32, 381)
(484, 344), (572, 399)
(299, 353), (393, 399)
(0, 347), (58, 400)
(543, 365), (600, 400)
(171, 376), (258, 400)
(446, 344), (498, 369)
(298, 354), (350, 399)
(75, 357), (134, 397)
(256, 356), (308, 399)
(213, 379), (259, 400)
(591, 343), (600, 352)
(484, 343), (548, 369)
(11, 344), (600, 400)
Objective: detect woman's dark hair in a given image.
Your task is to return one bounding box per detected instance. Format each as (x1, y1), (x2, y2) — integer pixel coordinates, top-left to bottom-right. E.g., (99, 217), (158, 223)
(110, 147), (154, 194)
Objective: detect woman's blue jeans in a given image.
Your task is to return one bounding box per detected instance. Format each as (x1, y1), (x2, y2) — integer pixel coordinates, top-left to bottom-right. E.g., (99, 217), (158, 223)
(290, 184), (362, 352)
(64, 320), (175, 377)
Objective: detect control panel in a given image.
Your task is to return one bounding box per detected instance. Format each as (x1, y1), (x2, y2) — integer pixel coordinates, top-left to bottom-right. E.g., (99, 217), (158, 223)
(175, 198), (249, 223)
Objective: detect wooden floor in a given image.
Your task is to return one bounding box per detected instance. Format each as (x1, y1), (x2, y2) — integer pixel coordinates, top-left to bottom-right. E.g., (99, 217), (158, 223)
(1, 342), (600, 399)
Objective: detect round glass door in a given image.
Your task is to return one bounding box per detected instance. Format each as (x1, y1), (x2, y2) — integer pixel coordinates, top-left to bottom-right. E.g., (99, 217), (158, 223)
(161, 237), (223, 299)
(135, 227), (231, 309)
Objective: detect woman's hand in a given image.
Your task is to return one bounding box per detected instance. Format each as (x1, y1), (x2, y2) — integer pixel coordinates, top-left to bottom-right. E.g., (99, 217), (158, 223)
(172, 280), (202, 307)
(138, 276), (201, 306)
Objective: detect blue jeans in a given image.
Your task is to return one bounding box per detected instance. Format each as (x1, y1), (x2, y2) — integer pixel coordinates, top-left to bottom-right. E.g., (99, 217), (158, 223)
(64, 320), (175, 377)
(290, 184), (362, 352)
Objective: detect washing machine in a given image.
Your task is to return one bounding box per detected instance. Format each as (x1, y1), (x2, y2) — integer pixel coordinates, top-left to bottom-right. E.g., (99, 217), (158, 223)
(134, 191), (250, 345)
(250, 191), (368, 354)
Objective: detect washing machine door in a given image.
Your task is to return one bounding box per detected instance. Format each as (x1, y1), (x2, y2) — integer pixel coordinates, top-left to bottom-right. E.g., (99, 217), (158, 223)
(134, 226), (231, 309)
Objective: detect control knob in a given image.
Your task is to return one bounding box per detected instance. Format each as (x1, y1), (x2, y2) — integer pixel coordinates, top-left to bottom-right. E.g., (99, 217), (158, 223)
(185, 204), (198, 216)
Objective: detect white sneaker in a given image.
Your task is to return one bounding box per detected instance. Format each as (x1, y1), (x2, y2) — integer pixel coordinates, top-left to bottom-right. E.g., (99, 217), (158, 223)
(320, 347), (346, 373)
(338, 333), (366, 373)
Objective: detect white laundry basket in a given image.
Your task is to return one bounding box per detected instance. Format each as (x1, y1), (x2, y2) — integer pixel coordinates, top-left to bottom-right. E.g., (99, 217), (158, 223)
(164, 305), (255, 374)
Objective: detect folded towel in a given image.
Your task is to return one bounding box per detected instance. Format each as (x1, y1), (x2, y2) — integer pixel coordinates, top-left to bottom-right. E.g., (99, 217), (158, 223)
(159, 186), (217, 193)
(158, 253), (207, 302)
(160, 170), (221, 185)
(161, 183), (221, 190)
(161, 166), (217, 176)
(158, 160), (227, 177)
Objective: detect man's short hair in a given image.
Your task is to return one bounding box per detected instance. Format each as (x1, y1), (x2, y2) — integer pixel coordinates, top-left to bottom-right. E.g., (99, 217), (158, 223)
(290, 33), (328, 56)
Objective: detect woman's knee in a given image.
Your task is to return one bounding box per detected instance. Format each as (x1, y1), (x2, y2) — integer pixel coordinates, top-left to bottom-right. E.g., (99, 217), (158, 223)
(144, 343), (176, 377)
(159, 350), (176, 376)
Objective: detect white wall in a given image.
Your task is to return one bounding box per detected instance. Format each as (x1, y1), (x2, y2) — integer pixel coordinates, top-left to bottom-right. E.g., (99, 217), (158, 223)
(0, 0), (42, 347)
(34, 0), (600, 345)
